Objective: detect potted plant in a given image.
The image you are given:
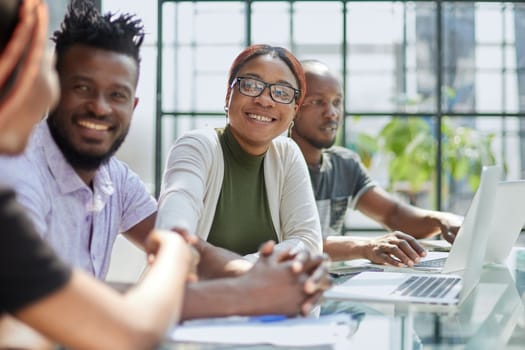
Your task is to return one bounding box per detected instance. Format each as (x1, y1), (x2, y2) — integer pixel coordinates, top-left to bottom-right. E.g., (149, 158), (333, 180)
(349, 116), (498, 206)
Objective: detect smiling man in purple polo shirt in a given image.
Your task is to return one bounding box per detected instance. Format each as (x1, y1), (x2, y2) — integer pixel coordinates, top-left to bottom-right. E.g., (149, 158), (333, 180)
(0, 4), (155, 279)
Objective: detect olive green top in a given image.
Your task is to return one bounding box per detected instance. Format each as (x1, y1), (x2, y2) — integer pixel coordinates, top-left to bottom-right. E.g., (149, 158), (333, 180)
(207, 126), (278, 255)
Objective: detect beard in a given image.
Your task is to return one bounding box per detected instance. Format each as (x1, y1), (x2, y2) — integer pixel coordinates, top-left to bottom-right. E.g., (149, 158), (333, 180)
(294, 127), (336, 149)
(308, 136), (336, 149)
(46, 115), (129, 171)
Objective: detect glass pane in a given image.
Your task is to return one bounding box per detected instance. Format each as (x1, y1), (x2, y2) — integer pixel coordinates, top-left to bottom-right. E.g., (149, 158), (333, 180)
(505, 70), (519, 113)
(498, 116), (525, 179)
(346, 74), (395, 111)
(476, 72), (503, 112)
(294, 2), (343, 45)
(161, 3), (177, 44)
(48, 0), (68, 35)
(504, 5), (516, 43)
(194, 74), (228, 111)
(476, 46), (503, 70)
(440, 116), (499, 213)
(161, 46), (177, 111)
(347, 2), (404, 45)
(475, 2), (503, 44)
(442, 2), (476, 113)
(164, 45), (242, 112)
(160, 116), (177, 173)
(136, 45), (156, 115)
(345, 3), (402, 112)
(344, 115), (391, 188)
(345, 115), (438, 211)
(414, 2), (438, 113)
(344, 2), (442, 113)
(176, 2), (245, 45)
(252, 2), (291, 45)
(195, 46), (241, 73)
(293, 1), (342, 75)
(506, 46), (517, 69)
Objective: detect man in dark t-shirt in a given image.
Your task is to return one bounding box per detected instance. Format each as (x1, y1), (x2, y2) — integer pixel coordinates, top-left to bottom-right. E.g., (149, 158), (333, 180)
(291, 60), (462, 267)
(309, 146), (375, 236)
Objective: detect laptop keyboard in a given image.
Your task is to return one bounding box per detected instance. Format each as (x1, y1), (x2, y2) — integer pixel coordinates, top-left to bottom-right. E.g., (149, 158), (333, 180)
(414, 257), (447, 268)
(391, 275), (461, 299)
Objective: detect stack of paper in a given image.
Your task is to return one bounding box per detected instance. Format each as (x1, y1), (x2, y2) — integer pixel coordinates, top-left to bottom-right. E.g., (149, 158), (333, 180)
(170, 314), (357, 347)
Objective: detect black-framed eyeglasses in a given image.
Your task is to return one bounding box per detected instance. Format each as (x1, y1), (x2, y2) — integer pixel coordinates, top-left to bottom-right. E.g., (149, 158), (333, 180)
(231, 76), (300, 104)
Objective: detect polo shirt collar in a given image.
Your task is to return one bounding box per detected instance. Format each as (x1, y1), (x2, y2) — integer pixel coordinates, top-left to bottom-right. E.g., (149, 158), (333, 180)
(39, 121), (114, 197)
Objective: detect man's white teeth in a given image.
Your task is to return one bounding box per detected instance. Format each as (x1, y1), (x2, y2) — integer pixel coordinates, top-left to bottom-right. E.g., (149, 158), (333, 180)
(248, 114), (272, 122)
(78, 120), (109, 131)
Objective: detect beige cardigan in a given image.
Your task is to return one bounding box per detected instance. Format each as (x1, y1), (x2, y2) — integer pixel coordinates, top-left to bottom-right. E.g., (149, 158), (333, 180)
(156, 128), (322, 258)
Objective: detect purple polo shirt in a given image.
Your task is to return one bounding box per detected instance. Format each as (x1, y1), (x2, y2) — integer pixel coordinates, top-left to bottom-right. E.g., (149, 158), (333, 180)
(0, 121), (156, 279)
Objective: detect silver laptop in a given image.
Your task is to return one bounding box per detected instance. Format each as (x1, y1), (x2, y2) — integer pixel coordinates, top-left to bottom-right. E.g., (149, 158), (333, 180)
(406, 177), (525, 271)
(324, 166), (500, 306)
(484, 180), (525, 264)
(361, 166), (515, 273)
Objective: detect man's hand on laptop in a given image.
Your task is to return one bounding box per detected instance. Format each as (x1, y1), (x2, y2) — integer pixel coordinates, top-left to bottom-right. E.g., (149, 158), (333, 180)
(432, 212), (463, 244)
(364, 232), (427, 267)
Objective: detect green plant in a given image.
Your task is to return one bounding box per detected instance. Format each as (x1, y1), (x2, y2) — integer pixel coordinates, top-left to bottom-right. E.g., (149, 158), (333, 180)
(351, 116), (497, 194)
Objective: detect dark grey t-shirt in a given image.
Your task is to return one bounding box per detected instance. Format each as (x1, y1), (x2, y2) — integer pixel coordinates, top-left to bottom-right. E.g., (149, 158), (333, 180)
(308, 146), (375, 238)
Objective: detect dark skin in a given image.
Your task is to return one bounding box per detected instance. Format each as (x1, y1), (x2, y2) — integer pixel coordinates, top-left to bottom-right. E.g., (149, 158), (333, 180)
(292, 62), (462, 267)
(51, 43), (330, 320)
(131, 218), (331, 319)
(180, 241), (330, 319)
(1, 8), (329, 349)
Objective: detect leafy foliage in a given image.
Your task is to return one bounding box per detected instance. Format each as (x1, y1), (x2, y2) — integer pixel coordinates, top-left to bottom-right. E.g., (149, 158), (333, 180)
(352, 116), (497, 193)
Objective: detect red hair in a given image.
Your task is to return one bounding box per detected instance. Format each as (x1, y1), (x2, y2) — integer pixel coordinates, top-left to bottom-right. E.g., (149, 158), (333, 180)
(225, 44), (306, 107)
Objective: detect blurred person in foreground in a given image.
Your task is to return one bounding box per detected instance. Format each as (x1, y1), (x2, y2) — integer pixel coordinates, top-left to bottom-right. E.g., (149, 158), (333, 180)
(0, 0), (192, 348)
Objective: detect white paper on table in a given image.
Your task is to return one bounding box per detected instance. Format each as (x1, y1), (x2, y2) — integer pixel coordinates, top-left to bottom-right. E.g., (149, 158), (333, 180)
(170, 314), (357, 346)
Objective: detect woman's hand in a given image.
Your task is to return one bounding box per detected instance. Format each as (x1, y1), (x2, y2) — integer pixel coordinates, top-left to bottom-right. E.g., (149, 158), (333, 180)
(241, 241), (331, 316)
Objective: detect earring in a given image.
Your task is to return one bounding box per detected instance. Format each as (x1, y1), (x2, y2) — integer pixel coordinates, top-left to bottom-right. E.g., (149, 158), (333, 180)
(224, 106), (229, 122)
(287, 121), (294, 137)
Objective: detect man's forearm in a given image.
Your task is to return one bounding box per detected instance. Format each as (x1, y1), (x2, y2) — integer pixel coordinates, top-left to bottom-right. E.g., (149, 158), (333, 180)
(323, 237), (368, 261)
(181, 279), (251, 320)
(385, 203), (442, 238)
(196, 240), (253, 279)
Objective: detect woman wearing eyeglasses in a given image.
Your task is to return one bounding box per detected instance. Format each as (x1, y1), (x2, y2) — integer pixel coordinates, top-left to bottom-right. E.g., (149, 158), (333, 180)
(157, 44), (322, 260)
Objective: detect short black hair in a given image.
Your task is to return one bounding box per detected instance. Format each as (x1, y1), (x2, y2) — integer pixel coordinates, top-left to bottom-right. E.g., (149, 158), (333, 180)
(52, 0), (145, 73)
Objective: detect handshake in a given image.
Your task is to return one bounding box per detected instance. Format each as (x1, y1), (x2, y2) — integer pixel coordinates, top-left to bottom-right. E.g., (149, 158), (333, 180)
(146, 230), (332, 319)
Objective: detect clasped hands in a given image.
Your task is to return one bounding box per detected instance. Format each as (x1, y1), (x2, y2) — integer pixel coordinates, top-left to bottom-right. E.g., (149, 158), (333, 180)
(147, 230), (331, 317)
(252, 241), (332, 316)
